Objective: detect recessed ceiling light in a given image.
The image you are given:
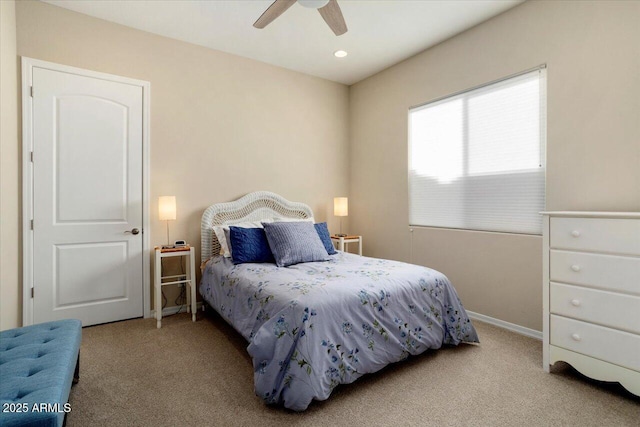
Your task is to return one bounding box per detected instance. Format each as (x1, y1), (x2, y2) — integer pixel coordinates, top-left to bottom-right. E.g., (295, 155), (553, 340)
(334, 50), (348, 58)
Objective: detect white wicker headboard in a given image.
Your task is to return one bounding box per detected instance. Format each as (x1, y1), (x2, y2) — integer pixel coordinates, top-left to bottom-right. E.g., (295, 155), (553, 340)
(201, 191), (314, 262)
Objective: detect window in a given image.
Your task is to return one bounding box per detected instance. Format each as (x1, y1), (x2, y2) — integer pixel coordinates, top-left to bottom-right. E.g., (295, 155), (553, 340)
(409, 68), (546, 235)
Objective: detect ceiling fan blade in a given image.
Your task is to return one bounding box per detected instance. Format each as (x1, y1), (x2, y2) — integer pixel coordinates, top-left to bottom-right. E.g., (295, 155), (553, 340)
(318, 0), (347, 36)
(253, 0), (297, 29)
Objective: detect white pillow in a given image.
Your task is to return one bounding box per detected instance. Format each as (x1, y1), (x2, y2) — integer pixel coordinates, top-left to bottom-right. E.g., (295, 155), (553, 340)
(213, 220), (272, 258)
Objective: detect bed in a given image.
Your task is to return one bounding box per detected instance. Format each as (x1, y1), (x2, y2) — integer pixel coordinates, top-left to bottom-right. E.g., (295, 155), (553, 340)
(200, 191), (479, 411)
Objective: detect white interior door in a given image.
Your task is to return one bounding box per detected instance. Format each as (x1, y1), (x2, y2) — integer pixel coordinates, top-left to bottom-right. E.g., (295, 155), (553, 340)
(30, 64), (145, 326)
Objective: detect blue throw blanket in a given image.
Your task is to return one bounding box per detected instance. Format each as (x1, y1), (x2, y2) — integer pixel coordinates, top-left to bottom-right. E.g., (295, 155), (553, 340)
(201, 252), (478, 411)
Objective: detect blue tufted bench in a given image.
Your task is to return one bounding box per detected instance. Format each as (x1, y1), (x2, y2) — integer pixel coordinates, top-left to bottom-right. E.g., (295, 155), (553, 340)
(0, 319), (81, 427)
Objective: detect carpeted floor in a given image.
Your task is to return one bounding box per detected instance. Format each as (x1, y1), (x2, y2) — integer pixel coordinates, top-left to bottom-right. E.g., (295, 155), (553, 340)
(66, 311), (639, 426)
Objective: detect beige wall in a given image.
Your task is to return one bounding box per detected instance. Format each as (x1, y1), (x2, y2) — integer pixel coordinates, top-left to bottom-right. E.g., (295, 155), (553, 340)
(5, 0), (639, 332)
(349, 0), (640, 331)
(1, 0), (21, 330)
(8, 0), (349, 323)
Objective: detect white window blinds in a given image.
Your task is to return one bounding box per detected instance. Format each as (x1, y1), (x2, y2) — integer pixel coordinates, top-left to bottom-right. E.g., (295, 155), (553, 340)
(409, 68), (546, 235)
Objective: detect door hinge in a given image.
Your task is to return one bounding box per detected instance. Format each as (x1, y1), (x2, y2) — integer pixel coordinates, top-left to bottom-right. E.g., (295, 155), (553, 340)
(30, 86), (34, 97)
(30, 151), (33, 162)
(31, 287), (34, 298)
(30, 219), (34, 230)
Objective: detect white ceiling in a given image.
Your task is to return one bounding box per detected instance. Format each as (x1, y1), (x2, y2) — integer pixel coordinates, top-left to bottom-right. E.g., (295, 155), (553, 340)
(42, 0), (524, 85)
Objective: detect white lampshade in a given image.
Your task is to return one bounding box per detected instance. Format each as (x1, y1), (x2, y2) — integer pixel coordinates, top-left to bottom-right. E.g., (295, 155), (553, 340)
(334, 197), (348, 217)
(158, 196), (176, 221)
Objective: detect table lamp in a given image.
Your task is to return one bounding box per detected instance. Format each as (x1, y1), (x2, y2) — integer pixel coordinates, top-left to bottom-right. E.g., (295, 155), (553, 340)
(158, 196), (176, 247)
(334, 197), (348, 237)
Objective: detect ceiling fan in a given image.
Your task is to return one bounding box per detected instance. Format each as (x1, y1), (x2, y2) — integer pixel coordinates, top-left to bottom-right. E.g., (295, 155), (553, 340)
(254, 0), (348, 36)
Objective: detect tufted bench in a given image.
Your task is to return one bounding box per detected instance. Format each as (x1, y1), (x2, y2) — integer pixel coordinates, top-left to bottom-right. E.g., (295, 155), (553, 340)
(0, 319), (81, 427)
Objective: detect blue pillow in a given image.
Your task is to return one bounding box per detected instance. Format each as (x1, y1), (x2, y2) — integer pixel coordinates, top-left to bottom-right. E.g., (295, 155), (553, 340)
(229, 226), (274, 265)
(314, 222), (337, 255)
(262, 221), (330, 267)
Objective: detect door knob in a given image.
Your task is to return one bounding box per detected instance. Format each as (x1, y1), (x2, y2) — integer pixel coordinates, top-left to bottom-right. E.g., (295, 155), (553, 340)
(125, 228), (140, 235)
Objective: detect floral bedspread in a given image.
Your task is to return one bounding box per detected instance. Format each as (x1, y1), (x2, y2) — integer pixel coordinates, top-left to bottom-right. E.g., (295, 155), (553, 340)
(200, 252), (479, 411)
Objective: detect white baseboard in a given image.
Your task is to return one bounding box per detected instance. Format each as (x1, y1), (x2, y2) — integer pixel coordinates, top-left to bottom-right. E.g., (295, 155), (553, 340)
(466, 310), (542, 340)
(149, 302), (203, 318)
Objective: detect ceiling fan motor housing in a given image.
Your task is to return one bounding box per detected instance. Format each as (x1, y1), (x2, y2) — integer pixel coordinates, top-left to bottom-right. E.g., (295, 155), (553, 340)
(298, 0), (330, 9)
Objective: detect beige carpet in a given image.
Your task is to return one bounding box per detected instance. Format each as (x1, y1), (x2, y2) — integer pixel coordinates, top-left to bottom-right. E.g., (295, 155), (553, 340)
(66, 311), (639, 426)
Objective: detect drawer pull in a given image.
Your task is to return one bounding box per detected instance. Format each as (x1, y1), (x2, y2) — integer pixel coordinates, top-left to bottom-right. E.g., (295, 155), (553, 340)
(571, 333), (581, 342)
(570, 299), (581, 307)
(571, 265), (581, 272)
(571, 230), (581, 238)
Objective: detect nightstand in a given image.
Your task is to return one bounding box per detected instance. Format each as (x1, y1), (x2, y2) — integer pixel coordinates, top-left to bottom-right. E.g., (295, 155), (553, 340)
(331, 235), (362, 255)
(154, 246), (196, 328)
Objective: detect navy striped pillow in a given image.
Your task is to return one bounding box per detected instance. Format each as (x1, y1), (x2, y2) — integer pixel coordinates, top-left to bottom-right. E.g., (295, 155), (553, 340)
(314, 222), (337, 255)
(228, 226), (274, 265)
(262, 221), (330, 267)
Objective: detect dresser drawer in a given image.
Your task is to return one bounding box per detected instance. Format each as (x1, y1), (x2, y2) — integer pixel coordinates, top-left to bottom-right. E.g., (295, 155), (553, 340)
(550, 315), (640, 371)
(550, 250), (640, 295)
(550, 217), (640, 255)
(550, 283), (640, 334)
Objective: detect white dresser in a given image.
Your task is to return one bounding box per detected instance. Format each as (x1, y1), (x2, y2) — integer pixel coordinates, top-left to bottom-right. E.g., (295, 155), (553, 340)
(542, 212), (640, 396)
